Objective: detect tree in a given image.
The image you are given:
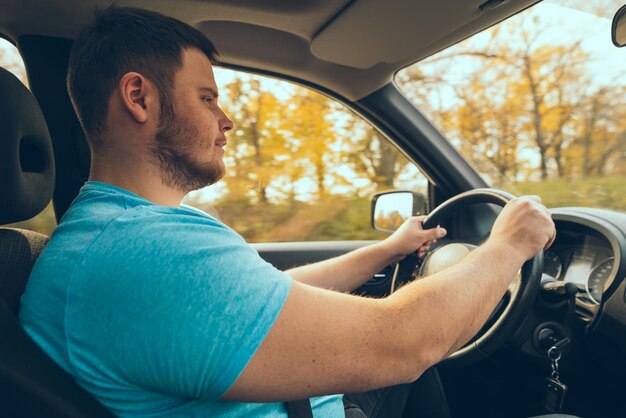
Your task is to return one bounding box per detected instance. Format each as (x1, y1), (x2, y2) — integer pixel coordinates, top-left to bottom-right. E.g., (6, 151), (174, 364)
(338, 115), (409, 191)
(397, 13), (602, 183)
(515, 41), (587, 179)
(219, 76), (291, 205)
(448, 71), (525, 181)
(566, 87), (626, 177)
(285, 87), (338, 199)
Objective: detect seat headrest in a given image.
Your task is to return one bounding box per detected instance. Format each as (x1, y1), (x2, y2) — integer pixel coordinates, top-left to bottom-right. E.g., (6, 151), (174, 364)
(0, 66), (55, 224)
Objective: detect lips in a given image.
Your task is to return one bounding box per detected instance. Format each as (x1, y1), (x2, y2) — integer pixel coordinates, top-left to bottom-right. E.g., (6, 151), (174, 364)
(214, 141), (226, 156)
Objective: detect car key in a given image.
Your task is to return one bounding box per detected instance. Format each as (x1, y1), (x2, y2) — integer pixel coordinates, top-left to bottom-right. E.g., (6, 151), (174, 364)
(541, 346), (567, 413)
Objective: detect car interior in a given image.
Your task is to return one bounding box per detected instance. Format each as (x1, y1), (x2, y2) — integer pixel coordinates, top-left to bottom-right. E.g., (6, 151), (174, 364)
(1, 0), (625, 417)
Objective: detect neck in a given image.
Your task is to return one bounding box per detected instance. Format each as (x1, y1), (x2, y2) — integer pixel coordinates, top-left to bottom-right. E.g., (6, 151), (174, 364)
(89, 153), (187, 207)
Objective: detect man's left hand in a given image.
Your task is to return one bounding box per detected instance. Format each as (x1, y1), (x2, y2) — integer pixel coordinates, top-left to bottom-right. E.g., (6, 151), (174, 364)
(381, 216), (447, 263)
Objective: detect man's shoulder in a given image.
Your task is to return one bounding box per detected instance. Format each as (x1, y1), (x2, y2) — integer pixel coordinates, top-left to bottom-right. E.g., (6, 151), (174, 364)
(114, 203), (223, 226)
(61, 188), (232, 239)
(39, 195), (245, 281)
(112, 204), (235, 238)
(62, 204), (242, 262)
(62, 181), (228, 232)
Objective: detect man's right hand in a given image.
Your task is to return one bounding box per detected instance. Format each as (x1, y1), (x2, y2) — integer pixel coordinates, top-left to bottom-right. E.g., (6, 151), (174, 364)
(488, 195), (556, 262)
(224, 195), (557, 403)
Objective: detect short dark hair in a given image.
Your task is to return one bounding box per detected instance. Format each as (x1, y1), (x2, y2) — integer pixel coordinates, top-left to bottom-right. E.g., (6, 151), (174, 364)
(67, 6), (218, 147)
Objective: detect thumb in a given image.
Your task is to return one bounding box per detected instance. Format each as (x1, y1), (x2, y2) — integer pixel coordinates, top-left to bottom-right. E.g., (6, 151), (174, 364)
(421, 225), (447, 240)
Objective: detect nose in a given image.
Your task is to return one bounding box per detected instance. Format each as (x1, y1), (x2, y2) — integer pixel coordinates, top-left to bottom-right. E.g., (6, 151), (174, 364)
(219, 109), (234, 133)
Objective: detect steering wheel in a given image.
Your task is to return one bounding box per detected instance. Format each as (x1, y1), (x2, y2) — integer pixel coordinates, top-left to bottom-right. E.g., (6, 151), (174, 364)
(418, 188), (544, 368)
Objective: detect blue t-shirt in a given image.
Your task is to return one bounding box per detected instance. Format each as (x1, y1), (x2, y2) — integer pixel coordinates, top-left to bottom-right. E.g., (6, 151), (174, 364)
(19, 181), (344, 417)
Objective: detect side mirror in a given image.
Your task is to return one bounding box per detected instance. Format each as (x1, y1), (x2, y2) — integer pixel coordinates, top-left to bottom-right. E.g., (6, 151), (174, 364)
(613, 4), (626, 47)
(371, 191), (427, 233)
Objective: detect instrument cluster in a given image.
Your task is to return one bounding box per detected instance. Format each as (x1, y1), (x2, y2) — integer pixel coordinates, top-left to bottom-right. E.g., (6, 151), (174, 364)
(544, 226), (616, 306)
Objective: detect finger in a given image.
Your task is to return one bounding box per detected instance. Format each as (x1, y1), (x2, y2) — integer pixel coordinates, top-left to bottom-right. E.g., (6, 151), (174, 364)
(419, 228), (439, 241)
(433, 226), (446, 239)
(544, 226), (557, 250)
(522, 195), (542, 203)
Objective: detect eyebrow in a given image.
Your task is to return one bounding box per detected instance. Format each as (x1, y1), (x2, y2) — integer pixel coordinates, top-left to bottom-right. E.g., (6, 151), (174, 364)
(198, 87), (219, 98)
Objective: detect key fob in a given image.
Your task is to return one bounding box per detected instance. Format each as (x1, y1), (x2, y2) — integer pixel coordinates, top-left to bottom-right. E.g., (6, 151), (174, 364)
(542, 377), (568, 413)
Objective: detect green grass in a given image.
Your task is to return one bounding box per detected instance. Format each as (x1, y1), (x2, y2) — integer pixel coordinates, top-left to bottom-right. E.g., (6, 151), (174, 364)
(305, 197), (386, 241)
(512, 176), (626, 211)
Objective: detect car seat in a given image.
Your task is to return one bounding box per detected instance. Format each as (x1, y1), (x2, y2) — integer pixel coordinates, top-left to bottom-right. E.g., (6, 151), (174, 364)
(0, 66), (114, 417)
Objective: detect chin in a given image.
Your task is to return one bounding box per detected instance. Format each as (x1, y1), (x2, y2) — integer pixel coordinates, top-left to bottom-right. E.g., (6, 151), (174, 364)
(193, 164), (226, 190)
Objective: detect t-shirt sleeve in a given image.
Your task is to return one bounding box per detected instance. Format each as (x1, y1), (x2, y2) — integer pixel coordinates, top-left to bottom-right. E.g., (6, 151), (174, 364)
(66, 209), (293, 400)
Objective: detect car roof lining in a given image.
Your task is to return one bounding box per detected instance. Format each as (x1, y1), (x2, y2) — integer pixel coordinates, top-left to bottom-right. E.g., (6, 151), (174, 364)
(1, 0), (538, 101)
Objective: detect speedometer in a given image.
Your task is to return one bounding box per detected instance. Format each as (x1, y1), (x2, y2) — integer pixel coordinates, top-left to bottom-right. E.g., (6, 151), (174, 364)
(543, 250), (563, 280)
(586, 257), (614, 304)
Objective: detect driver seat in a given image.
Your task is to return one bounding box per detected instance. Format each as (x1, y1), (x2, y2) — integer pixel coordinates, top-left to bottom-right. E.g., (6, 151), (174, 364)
(0, 66), (114, 417)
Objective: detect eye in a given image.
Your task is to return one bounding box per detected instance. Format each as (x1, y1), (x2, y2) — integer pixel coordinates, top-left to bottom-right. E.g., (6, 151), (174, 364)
(202, 96), (215, 104)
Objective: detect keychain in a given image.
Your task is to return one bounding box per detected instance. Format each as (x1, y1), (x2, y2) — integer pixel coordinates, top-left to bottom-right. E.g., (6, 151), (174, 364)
(541, 345), (568, 413)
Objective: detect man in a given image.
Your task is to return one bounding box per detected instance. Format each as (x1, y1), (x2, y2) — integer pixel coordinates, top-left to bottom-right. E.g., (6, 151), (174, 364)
(19, 6), (556, 418)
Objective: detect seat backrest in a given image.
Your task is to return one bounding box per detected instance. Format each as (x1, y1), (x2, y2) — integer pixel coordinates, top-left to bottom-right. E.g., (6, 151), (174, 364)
(0, 228), (48, 315)
(0, 66), (115, 417)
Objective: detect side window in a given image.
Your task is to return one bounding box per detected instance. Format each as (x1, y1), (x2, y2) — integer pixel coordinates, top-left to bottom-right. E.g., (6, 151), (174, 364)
(183, 68), (429, 242)
(0, 37), (28, 86)
(0, 38), (57, 235)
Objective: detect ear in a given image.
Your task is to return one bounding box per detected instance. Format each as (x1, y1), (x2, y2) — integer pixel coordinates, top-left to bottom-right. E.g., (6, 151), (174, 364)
(118, 72), (155, 124)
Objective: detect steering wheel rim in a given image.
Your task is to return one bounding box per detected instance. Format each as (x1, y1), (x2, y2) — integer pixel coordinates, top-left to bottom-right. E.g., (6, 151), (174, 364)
(421, 188), (544, 368)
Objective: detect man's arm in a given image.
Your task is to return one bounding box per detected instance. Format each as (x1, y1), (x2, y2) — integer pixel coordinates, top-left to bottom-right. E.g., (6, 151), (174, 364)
(222, 196), (555, 402)
(287, 217), (446, 292)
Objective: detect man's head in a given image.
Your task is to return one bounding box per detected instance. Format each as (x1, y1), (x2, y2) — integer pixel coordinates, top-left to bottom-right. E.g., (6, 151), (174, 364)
(67, 7), (233, 192)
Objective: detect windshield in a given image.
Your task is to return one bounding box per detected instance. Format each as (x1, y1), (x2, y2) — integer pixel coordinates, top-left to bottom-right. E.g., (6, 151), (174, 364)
(396, 0), (626, 210)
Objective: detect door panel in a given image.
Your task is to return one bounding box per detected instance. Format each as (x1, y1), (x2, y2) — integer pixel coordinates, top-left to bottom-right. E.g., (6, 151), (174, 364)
(253, 240), (374, 270)
(252, 240), (396, 296)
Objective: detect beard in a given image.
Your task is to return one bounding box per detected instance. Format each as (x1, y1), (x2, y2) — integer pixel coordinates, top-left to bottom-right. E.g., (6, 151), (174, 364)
(150, 99), (224, 193)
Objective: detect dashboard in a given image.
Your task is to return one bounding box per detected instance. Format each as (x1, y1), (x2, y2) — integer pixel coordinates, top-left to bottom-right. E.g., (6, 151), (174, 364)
(366, 208), (626, 322)
(545, 223), (616, 309)
(548, 208), (626, 335)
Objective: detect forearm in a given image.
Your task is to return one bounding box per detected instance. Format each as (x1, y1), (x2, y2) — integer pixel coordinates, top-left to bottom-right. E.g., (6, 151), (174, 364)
(381, 240), (526, 373)
(287, 241), (396, 292)
(229, 240), (530, 401)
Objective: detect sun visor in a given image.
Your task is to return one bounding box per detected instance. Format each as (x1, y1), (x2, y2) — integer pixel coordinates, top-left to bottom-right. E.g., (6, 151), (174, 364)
(310, 0), (485, 69)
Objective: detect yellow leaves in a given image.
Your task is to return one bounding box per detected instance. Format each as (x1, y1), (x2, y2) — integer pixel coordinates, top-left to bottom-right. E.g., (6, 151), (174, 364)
(218, 75), (349, 202)
(399, 19), (620, 183)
